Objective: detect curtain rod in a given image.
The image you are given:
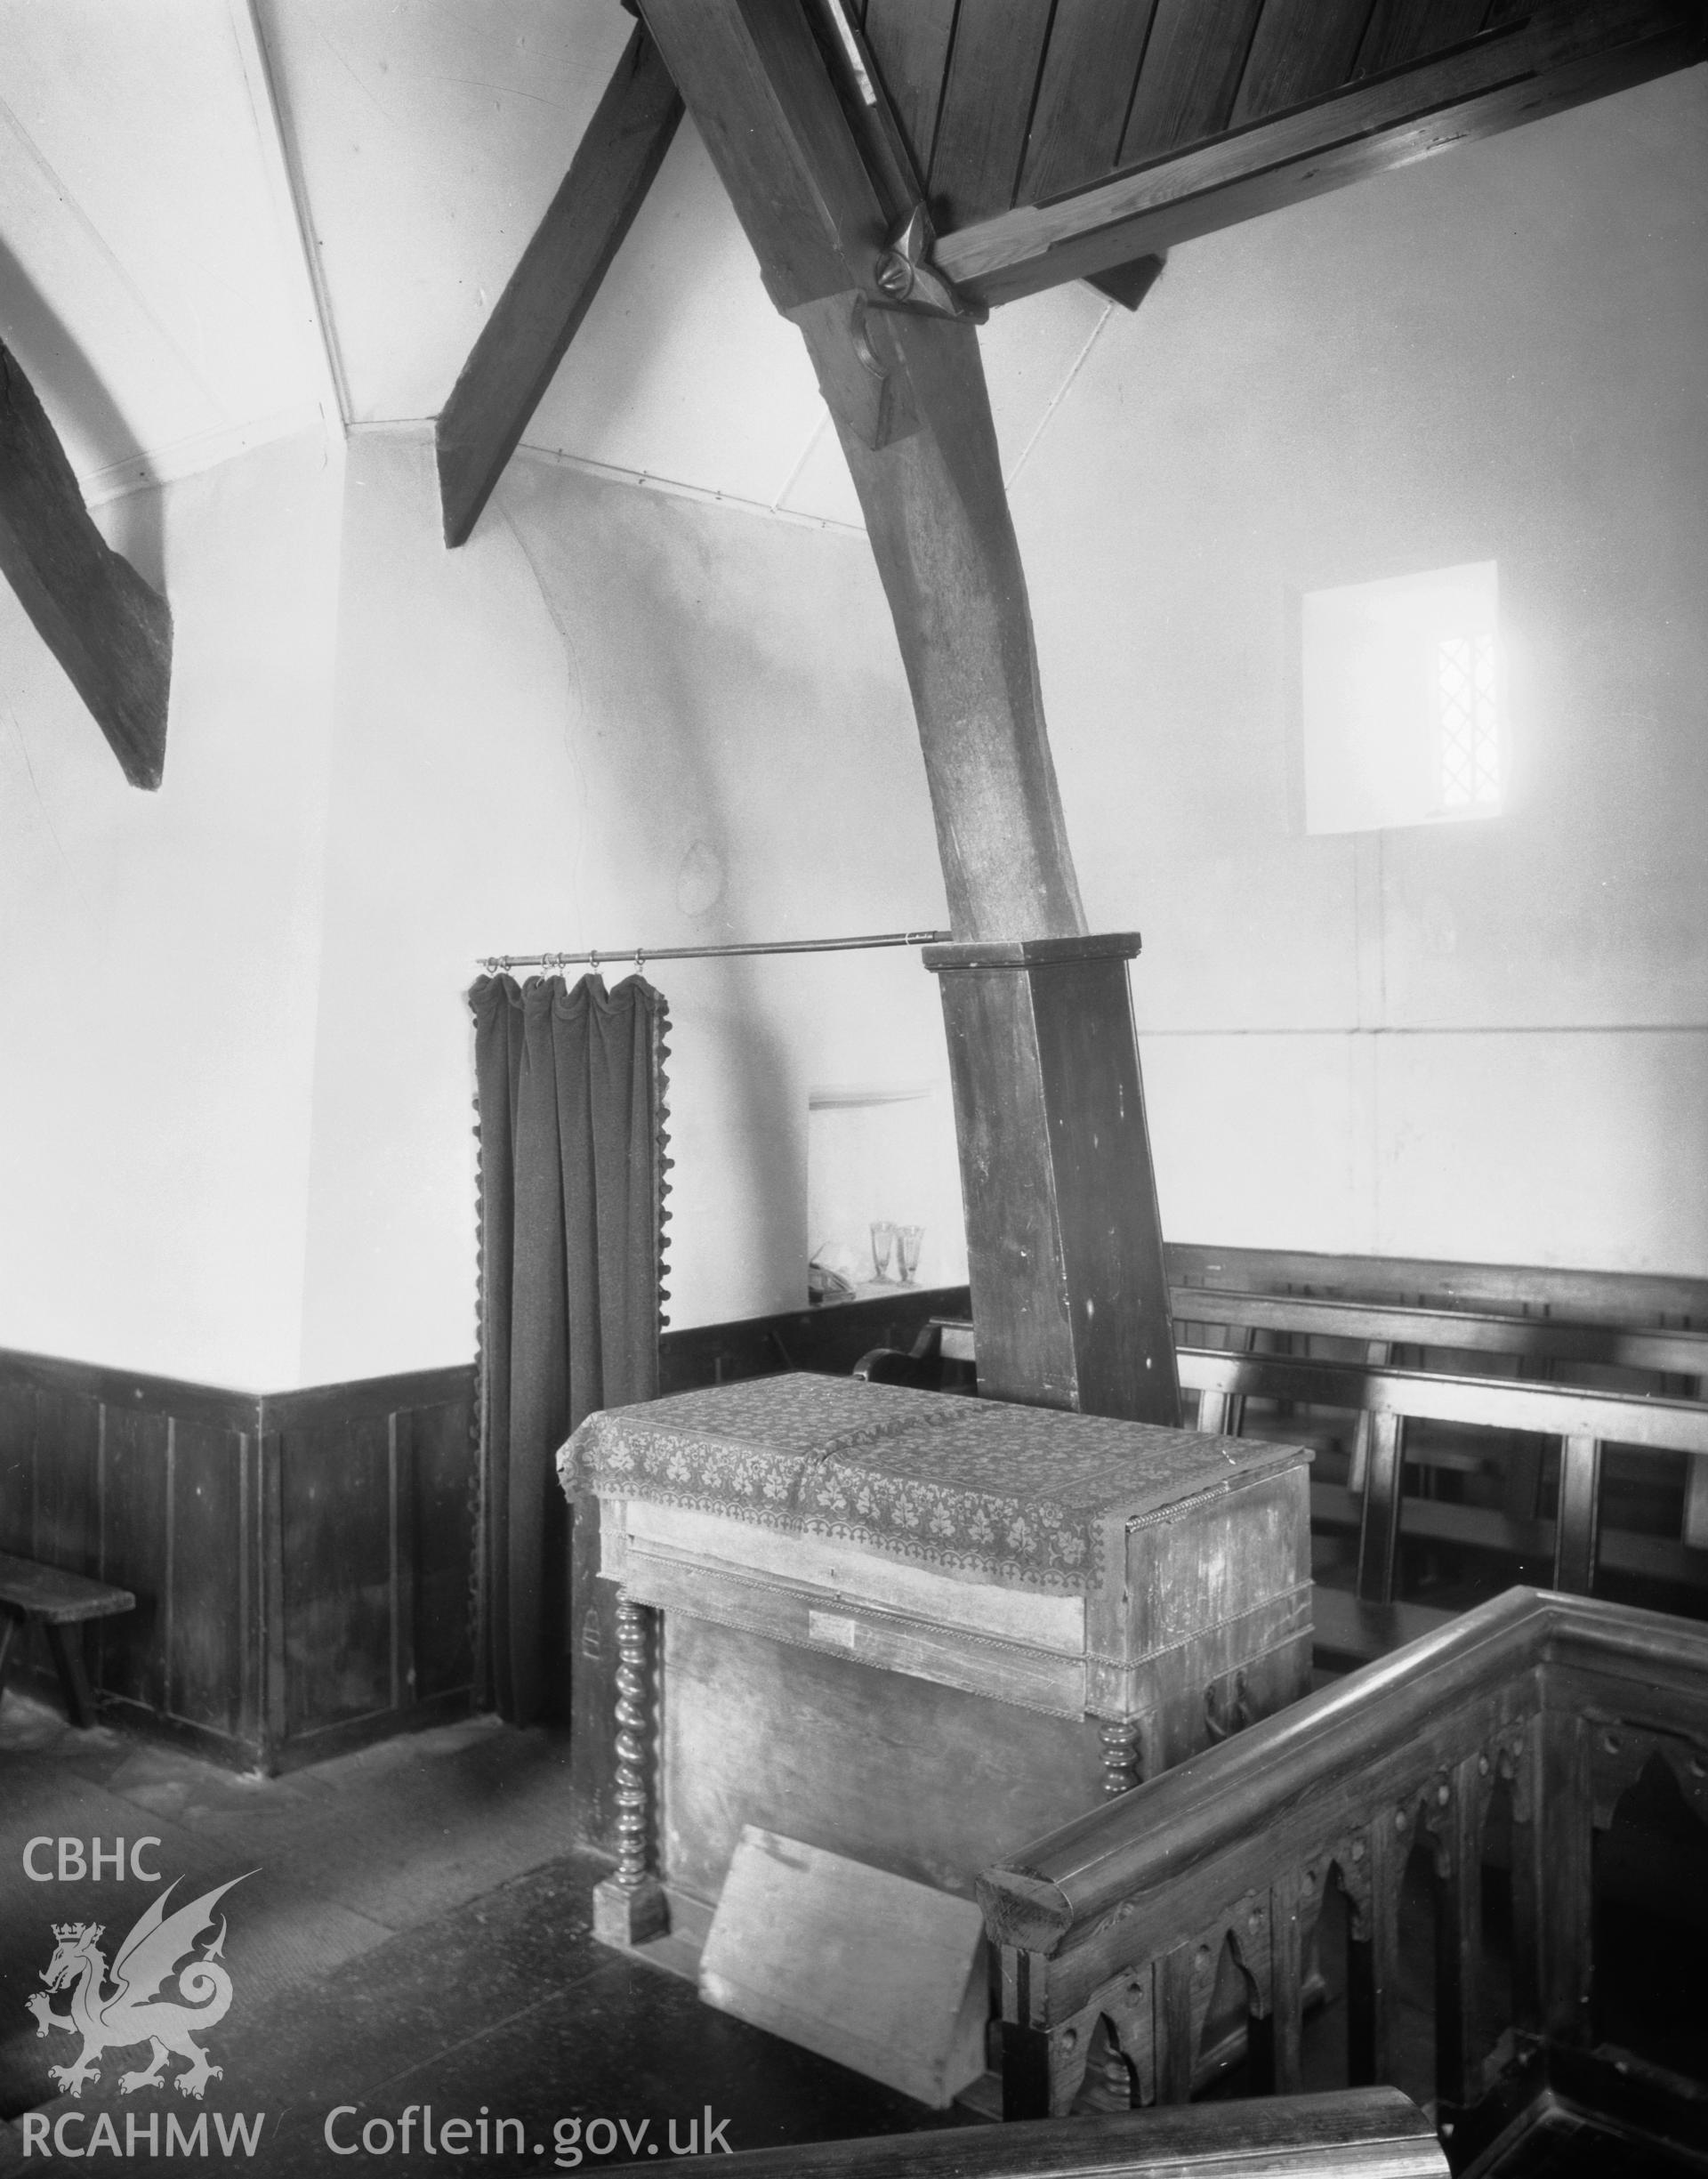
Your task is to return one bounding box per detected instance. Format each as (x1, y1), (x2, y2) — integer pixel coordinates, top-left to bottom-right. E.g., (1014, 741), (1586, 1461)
(478, 928), (950, 972)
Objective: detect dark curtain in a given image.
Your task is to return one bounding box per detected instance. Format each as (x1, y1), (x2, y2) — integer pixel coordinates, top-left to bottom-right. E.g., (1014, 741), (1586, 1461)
(469, 972), (670, 1766)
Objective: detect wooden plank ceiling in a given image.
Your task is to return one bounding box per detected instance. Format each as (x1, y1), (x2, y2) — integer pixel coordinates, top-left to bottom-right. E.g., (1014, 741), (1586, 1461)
(432, 0), (1704, 542)
(855, 0), (1706, 303)
(866, 0), (1636, 220)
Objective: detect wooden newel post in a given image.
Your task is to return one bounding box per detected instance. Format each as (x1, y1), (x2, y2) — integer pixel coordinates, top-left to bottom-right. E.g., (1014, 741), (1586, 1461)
(926, 934), (1180, 1426)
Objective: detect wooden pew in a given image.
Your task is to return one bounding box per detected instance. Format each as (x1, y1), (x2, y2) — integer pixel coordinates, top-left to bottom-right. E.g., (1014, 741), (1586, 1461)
(907, 1284), (1708, 1539)
(1171, 1284), (1708, 1386)
(1178, 1343), (1708, 1670)
(1172, 1286), (1708, 1550)
(1165, 1241), (1708, 1328)
(855, 1307), (1708, 1665)
(864, 1287), (1708, 1399)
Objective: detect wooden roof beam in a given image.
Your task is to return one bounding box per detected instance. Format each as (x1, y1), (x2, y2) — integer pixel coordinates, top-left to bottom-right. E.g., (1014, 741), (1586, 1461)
(637, 0), (1081, 942)
(638, 0), (891, 316)
(0, 340), (171, 790)
(936, 0), (1708, 309)
(435, 24), (682, 548)
(633, 0), (1183, 1429)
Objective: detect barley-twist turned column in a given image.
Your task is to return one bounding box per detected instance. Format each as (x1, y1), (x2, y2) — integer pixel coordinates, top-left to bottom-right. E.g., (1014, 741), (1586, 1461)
(1099, 1715), (1143, 1797)
(592, 1590), (668, 1946)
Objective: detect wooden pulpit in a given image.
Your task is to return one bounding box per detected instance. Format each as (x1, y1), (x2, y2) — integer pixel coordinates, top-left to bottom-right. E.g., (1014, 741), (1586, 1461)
(559, 1375), (1312, 1966)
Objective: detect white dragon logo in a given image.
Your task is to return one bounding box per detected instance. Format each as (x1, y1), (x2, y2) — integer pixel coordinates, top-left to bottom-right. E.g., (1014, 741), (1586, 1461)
(26, 1874), (250, 2101)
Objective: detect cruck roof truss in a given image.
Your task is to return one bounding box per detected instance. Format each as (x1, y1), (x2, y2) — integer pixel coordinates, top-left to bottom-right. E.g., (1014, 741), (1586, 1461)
(433, 0), (1706, 542)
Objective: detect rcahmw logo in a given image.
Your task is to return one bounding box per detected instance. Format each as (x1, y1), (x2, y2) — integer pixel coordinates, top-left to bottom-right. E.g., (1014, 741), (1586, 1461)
(20, 2110), (265, 2159)
(19, 1860), (266, 2157)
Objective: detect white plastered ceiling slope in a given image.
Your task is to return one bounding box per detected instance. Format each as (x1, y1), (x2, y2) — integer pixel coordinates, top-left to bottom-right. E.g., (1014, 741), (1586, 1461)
(0, 0), (1132, 521)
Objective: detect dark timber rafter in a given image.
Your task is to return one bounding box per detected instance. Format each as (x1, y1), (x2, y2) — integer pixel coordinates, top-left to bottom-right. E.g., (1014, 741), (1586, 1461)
(640, 0), (1084, 948)
(435, 2), (1704, 1418)
(432, 0), (1704, 542)
(633, 0), (1180, 1425)
(436, 23), (682, 548)
(0, 340), (172, 790)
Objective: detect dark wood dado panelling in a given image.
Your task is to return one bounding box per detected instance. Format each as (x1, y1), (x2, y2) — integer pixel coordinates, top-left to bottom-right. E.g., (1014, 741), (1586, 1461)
(0, 1358), (254, 1754)
(0, 1350), (476, 1772)
(266, 1370), (478, 1765)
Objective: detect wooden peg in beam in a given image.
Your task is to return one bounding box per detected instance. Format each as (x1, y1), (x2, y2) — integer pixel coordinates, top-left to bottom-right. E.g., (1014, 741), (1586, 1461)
(874, 206), (981, 321)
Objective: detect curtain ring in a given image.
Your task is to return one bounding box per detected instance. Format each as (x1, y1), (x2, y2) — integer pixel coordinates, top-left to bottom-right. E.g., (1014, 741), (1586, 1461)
(588, 948), (600, 972)
(635, 948), (646, 974)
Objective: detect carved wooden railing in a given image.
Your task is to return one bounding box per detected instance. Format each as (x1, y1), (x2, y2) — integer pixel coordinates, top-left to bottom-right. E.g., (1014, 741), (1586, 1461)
(979, 1590), (1708, 2149)
(660, 2091), (1445, 2179)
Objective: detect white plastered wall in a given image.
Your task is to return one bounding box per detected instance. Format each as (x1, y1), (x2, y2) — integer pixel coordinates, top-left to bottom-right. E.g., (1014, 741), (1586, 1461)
(0, 427), (343, 1385)
(3, 72), (1705, 1392)
(1019, 69), (1708, 1275)
(294, 428), (951, 1384)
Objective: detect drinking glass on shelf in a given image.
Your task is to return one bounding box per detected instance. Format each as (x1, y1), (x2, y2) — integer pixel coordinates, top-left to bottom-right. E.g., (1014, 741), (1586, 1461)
(895, 1225), (924, 1286)
(869, 1222), (897, 1282)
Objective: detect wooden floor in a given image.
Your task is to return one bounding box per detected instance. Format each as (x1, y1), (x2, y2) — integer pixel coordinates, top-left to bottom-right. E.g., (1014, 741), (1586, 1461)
(1468, 2095), (1708, 2176)
(4, 1672), (1704, 2179)
(0, 1690), (970, 2179)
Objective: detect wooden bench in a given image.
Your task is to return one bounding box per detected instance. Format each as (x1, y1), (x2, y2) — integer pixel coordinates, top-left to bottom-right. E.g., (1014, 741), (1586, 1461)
(1170, 1284), (1708, 1537)
(853, 1314), (979, 1392)
(0, 1553), (134, 1727)
(866, 1288), (1708, 1396)
(1172, 1286), (1708, 1400)
(867, 1284), (1708, 1455)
